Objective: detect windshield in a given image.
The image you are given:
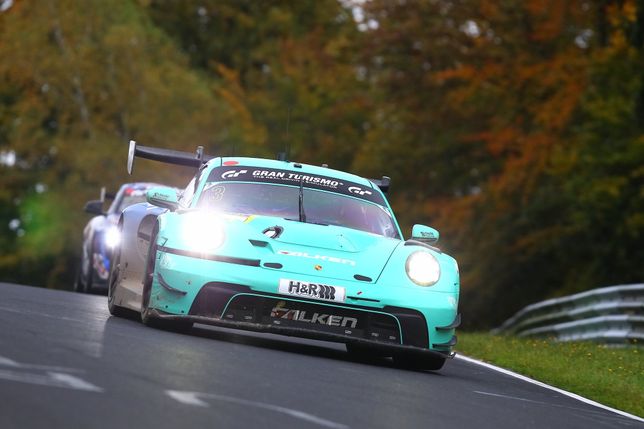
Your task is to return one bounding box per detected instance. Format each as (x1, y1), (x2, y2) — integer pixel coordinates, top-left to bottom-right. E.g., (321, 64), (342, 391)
(198, 182), (400, 238)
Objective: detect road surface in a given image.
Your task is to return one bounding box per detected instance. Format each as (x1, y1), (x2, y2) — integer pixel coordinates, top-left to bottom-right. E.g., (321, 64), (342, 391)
(0, 283), (639, 428)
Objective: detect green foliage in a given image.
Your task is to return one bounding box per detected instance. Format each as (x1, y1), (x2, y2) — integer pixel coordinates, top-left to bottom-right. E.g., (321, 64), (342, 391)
(457, 333), (644, 417)
(0, 0), (229, 286)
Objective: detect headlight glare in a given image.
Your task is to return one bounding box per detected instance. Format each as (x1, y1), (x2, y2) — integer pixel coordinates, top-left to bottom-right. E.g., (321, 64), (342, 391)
(181, 212), (225, 252)
(405, 251), (440, 286)
(105, 226), (121, 249)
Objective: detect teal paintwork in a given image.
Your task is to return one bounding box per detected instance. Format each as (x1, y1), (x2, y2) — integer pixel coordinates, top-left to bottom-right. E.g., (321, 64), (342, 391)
(147, 157), (460, 353)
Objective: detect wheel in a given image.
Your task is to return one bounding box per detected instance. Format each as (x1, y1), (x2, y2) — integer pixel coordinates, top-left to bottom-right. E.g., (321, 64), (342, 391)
(107, 242), (128, 317)
(140, 227), (160, 327)
(140, 226), (192, 332)
(73, 262), (83, 293)
(393, 352), (446, 371)
(82, 237), (99, 294)
(75, 241), (92, 293)
(86, 270), (95, 294)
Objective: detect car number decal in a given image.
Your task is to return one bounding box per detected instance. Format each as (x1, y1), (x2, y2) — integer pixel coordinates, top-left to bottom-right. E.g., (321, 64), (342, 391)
(278, 279), (346, 303)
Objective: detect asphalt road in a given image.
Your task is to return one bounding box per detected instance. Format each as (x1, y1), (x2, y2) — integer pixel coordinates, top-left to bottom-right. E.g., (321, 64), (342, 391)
(0, 283), (640, 429)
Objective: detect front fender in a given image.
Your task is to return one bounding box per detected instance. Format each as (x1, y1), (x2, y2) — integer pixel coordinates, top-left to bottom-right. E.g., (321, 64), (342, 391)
(377, 243), (460, 296)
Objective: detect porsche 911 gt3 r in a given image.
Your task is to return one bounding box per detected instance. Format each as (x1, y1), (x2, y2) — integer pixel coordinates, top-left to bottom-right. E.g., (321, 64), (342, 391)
(108, 141), (460, 370)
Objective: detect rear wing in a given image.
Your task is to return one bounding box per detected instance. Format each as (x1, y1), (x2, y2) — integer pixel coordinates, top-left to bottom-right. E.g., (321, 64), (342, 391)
(127, 140), (392, 194)
(127, 140), (213, 174)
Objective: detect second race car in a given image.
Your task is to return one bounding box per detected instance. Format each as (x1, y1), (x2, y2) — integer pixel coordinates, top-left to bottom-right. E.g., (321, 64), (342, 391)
(77, 182), (161, 293)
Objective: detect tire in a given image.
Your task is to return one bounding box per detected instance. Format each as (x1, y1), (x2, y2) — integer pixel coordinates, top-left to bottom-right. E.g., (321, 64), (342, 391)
(140, 226), (192, 332)
(393, 352), (446, 371)
(76, 241), (92, 294)
(107, 241), (128, 318)
(83, 237), (99, 294)
(86, 268), (95, 294)
(140, 227), (160, 327)
(73, 262), (83, 293)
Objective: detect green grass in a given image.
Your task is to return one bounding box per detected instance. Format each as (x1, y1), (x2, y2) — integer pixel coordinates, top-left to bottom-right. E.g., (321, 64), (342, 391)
(456, 333), (644, 417)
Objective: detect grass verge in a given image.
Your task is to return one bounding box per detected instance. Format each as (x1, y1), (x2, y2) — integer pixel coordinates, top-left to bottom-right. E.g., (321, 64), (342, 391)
(455, 332), (643, 417)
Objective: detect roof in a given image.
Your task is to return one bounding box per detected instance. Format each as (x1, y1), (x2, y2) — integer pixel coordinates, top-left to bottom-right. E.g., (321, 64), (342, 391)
(207, 157), (376, 189)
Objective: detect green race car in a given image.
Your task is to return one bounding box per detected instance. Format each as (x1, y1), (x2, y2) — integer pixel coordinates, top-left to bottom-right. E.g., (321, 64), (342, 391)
(108, 141), (460, 370)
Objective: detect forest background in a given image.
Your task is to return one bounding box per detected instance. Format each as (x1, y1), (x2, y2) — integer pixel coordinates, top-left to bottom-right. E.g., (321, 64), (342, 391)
(0, 0), (642, 328)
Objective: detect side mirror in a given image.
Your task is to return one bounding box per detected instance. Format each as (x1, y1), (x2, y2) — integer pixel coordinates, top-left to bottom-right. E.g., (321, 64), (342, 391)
(84, 200), (105, 216)
(147, 187), (179, 211)
(411, 224), (439, 244)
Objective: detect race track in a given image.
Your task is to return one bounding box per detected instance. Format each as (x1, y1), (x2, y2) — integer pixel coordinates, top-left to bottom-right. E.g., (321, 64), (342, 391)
(0, 283), (639, 428)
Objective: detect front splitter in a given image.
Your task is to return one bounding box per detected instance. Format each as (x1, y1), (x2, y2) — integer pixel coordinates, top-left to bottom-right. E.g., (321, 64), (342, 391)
(149, 309), (455, 360)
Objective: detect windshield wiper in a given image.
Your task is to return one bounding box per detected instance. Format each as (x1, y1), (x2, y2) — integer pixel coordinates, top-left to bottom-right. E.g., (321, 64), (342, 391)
(299, 177), (307, 223)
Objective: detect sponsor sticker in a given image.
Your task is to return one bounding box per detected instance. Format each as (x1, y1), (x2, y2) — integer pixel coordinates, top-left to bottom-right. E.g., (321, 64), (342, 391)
(221, 169), (247, 179)
(277, 250), (356, 266)
(278, 278), (346, 303)
(348, 186), (372, 196)
(270, 304), (358, 329)
(207, 166), (387, 206)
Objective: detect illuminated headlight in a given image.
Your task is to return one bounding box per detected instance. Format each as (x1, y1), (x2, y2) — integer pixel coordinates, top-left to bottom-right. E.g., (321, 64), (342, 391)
(405, 251), (441, 286)
(105, 227), (121, 249)
(181, 212), (225, 252)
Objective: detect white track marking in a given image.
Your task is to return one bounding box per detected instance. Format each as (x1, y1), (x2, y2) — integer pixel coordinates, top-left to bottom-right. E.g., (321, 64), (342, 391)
(473, 390), (611, 414)
(166, 391), (209, 407)
(457, 354), (644, 423)
(0, 369), (103, 392)
(166, 390), (349, 429)
(48, 373), (103, 392)
(0, 355), (83, 373)
(0, 356), (20, 367)
(475, 390), (548, 404)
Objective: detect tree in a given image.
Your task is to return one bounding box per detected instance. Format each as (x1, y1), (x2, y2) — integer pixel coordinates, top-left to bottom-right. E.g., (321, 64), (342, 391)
(0, 0), (228, 287)
(146, 0), (369, 169)
(357, 0), (643, 327)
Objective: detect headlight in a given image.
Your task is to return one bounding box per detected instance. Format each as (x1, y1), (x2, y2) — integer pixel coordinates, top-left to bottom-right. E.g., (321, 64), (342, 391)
(405, 251), (440, 286)
(181, 212), (225, 252)
(105, 226), (121, 249)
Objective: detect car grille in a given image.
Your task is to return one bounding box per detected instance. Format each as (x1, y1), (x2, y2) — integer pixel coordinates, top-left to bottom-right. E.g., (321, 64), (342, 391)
(189, 282), (429, 347)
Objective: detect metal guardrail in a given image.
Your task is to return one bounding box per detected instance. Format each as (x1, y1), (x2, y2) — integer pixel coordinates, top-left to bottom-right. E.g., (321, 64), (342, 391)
(493, 284), (644, 345)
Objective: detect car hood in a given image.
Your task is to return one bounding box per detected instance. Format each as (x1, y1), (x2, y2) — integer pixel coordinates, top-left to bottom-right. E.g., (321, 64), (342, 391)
(242, 216), (402, 284)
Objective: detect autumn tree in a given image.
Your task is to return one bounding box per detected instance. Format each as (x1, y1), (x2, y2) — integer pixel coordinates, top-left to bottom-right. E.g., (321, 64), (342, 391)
(0, 0), (228, 286)
(1, 0), (641, 329)
(358, 0), (643, 327)
(145, 0), (369, 169)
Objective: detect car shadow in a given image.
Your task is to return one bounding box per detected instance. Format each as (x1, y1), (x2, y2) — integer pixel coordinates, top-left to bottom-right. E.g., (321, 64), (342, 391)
(187, 323), (444, 375)
(102, 314), (446, 375)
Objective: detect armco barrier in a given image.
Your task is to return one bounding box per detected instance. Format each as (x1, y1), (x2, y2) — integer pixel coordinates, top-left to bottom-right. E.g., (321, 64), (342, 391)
(493, 284), (644, 345)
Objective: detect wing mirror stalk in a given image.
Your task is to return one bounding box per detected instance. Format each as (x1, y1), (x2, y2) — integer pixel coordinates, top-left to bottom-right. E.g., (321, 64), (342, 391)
(84, 200), (106, 216)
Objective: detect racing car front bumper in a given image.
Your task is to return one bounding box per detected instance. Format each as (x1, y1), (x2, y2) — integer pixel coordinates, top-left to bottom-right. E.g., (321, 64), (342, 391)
(150, 248), (459, 356)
